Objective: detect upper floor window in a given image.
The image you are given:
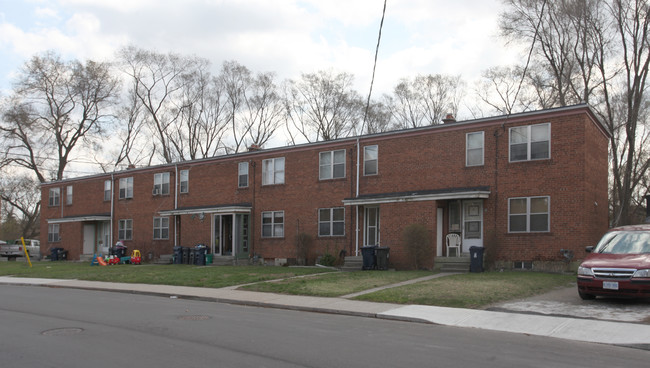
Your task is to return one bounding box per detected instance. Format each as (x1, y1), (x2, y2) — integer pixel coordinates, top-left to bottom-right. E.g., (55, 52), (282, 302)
(510, 123), (550, 162)
(238, 162), (249, 188)
(179, 170), (189, 194)
(66, 185), (73, 205)
(262, 211), (284, 238)
(104, 180), (111, 201)
(319, 208), (345, 236)
(466, 132), (484, 166)
(119, 177), (133, 199)
(509, 196), (550, 233)
(262, 157), (285, 185)
(48, 224), (60, 242)
(153, 172), (170, 195)
(153, 217), (169, 240)
(49, 187), (60, 206)
(319, 150), (346, 180)
(118, 219), (133, 240)
(364, 145), (378, 176)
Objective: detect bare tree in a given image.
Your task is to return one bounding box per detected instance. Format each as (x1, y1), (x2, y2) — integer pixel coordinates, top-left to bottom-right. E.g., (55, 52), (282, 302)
(0, 174), (41, 238)
(475, 66), (539, 115)
(285, 70), (363, 142)
(243, 72), (285, 148)
(0, 51), (119, 182)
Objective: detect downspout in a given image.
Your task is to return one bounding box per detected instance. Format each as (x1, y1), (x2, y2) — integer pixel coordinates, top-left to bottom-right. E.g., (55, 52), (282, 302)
(355, 138), (360, 256)
(174, 164), (178, 247)
(110, 173), (114, 249)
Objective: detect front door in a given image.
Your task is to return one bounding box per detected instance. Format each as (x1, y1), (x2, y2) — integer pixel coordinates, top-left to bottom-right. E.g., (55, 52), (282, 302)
(462, 200), (483, 252)
(83, 224), (95, 254)
(213, 214), (234, 256)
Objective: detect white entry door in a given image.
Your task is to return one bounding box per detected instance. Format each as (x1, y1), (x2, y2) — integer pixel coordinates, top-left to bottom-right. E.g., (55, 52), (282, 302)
(83, 224), (95, 254)
(462, 200), (483, 253)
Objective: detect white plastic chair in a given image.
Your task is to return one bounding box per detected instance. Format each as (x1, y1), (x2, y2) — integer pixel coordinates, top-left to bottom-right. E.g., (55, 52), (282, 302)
(446, 233), (461, 257)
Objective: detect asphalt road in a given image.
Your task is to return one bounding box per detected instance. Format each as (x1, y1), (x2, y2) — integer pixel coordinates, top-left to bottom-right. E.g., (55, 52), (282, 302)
(1, 285), (649, 368)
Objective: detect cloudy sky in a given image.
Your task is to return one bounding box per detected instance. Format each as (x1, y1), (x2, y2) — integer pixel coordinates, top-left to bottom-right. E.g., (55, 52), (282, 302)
(0, 0), (520, 102)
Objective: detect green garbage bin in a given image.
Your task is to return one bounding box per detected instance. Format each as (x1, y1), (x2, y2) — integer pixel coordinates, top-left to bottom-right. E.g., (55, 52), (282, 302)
(375, 247), (390, 270)
(206, 253), (213, 265)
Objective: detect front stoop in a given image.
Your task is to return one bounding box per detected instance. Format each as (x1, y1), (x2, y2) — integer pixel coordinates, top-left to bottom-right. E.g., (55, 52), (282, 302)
(340, 256), (363, 271)
(436, 255), (470, 272)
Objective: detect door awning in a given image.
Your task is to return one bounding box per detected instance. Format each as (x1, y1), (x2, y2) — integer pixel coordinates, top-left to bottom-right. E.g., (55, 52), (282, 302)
(342, 186), (490, 206)
(158, 203), (252, 216)
(47, 214), (112, 224)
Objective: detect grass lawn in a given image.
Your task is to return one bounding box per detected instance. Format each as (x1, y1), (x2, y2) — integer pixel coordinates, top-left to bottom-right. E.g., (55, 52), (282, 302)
(0, 261), (335, 289)
(240, 270), (433, 297)
(355, 271), (576, 309)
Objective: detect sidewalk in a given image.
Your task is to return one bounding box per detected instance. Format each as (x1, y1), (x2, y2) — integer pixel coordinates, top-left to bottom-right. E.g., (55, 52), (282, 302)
(1, 275), (649, 348)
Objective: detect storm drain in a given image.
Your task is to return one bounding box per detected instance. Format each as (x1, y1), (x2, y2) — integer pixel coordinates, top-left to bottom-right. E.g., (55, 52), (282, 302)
(178, 315), (211, 321)
(41, 328), (84, 336)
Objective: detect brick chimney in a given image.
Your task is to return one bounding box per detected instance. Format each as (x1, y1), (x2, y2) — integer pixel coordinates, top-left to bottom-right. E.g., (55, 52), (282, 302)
(248, 144), (262, 152)
(442, 113), (456, 124)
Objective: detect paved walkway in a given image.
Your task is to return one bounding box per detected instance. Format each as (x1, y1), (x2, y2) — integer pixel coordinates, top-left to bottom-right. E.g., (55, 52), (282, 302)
(1, 275), (649, 348)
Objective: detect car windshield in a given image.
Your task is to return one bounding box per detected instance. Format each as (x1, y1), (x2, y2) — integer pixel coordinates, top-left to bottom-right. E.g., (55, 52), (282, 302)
(595, 231), (650, 254)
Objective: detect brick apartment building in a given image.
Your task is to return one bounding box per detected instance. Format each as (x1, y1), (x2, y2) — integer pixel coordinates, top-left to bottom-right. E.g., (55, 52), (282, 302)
(40, 104), (609, 270)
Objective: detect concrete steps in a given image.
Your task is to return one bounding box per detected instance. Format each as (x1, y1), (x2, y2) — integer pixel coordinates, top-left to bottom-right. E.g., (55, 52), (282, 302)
(340, 256), (363, 271)
(436, 255), (470, 272)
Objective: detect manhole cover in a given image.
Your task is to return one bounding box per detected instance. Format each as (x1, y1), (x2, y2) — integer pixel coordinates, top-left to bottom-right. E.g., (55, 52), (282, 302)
(178, 315), (211, 321)
(42, 328), (84, 336)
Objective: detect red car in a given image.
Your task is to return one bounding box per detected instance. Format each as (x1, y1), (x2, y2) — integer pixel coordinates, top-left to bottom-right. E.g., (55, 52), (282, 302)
(577, 224), (650, 300)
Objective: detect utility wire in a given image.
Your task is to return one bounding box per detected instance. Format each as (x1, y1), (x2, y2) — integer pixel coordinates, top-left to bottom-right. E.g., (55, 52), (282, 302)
(361, 0), (387, 134)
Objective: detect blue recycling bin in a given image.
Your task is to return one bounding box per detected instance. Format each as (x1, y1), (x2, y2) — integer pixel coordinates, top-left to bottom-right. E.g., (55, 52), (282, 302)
(361, 246), (377, 270)
(469, 246), (484, 272)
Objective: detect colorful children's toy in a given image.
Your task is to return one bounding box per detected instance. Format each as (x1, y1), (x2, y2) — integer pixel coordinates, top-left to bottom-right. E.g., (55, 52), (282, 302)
(131, 250), (142, 265)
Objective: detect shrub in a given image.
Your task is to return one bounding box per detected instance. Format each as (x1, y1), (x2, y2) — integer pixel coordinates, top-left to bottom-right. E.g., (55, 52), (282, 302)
(295, 232), (313, 265)
(402, 223), (431, 270)
(318, 253), (337, 267)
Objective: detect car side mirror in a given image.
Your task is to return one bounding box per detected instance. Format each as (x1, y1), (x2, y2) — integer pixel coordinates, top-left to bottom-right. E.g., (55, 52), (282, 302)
(585, 246), (594, 253)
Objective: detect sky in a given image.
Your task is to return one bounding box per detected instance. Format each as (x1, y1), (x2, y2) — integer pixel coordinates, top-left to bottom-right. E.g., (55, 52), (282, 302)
(0, 0), (521, 104)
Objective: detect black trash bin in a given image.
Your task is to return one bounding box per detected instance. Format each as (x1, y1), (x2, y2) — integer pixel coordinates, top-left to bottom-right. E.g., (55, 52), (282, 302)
(361, 246), (377, 270)
(469, 246), (484, 272)
(58, 249), (68, 261)
(189, 248), (197, 265)
(182, 247), (190, 264)
(375, 247), (390, 270)
(194, 245), (207, 266)
(50, 247), (62, 261)
(173, 246), (183, 264)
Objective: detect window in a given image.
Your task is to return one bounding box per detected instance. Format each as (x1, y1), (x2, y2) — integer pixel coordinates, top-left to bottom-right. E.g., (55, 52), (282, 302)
(48, 224), (60, 242)
(180, 170), (189, 193)
(319, 208), (345, 236)
(238, 162), (249, 188)
(153, 217), (169, 240)
(319, 150), (345, 180)
(510, 123), (550, 162)
(118, 219), (133, 240)
(119, 177), (133, 199)
(66, 186), (73, 205)
(262, 211), (284, 238)
(49, 188), (60, 206)
(262, 158), (285, 185)
(153, 172), (170, 195)
(364, 145), (378, 176)
(448, 201), (461, 232)
(466, 132), (484, 166)
(104, 180), (111, 201)
(365, 207), (380, 246)
(509, 196), (550, 233)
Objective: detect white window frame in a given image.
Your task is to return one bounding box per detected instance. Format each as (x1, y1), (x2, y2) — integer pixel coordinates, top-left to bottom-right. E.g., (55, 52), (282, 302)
(364, 145), (378, 176)
(261, 211), (284, 238)
(104, 180), (111, 201)
(119, 177), (133, 199)
(509, 123), (551, 162)
(238, 162), (249, 188)
(319, 207), (345, 237)
(48, 223), (60, 242)
(179, 170), (189, 194)
(153, 172), (170, 195)
(153, 217), (169, 240)
(262, 157), (285, 185)
(319, 150), (346, 180)
(49, 187), (60, 206)
(364, 206), (380, 246)
(508, 196), (550, 233)
(118, 219), (133, 240)
(466, 131), (484, 167)
(66, 185), (73, 205)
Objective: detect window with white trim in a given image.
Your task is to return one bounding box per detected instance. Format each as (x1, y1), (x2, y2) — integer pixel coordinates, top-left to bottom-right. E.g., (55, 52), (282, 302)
(66, 185), (73, 205)
(319, 208), (345, 236)
(180, 170), (189, 193)
(509, 196), (550, 233)
(153, 172), (170, 195)
(510, 123), (550, 162)
(466, 132), (484, 166)
(49, 187), (60, 206)
(364, 145), (378, 176)
(262, 211), (284, 238)
(48, 224), (60, 242)
(119, 177), (133, 199)
(238, 162), (249, 188)
(365, 207), (380, 246)
(104, 180), (111, 201)
(153, 217), (169, 240)
(262, 158), (285, 185)
(118, 219), (133, 240)
(319, 150), (345, 180)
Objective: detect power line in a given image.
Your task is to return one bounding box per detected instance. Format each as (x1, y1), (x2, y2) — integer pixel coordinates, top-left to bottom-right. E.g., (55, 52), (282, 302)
(361, 0), (387, 134)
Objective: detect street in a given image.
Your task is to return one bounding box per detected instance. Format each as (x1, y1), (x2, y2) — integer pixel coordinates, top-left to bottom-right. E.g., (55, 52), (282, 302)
(0, 285), (648, 368)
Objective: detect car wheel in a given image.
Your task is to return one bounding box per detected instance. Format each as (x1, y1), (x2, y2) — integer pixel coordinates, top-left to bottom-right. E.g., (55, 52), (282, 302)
(578, 291), (596, 300)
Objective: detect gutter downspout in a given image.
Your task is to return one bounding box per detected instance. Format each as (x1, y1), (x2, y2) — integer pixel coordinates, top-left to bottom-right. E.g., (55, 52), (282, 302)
(110, 173), (114, 249)
(355, 138), (360, 256)
(174, 165), (178, 247)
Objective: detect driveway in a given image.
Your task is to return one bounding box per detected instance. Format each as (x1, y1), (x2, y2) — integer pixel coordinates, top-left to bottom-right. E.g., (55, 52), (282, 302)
(487, 283), (650, 324)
